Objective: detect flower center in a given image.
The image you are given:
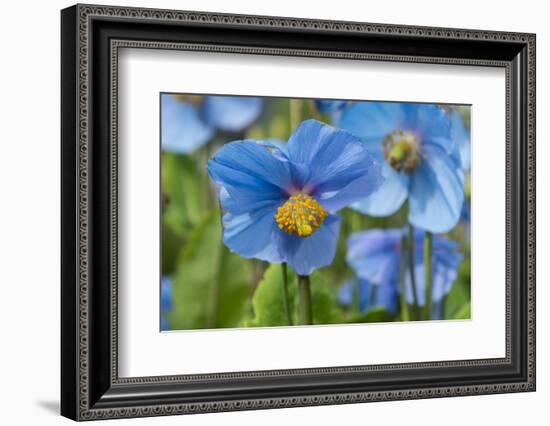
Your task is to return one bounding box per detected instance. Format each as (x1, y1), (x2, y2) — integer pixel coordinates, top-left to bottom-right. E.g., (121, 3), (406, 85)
(383, 130), (420, 174)
(275, 193), (328, 238)
(174, 94), (203, 106)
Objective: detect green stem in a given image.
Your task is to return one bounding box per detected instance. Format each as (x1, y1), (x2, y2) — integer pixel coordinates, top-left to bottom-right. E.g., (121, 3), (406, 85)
(199, 147), (211, 211)
(307, 99), (323, 120)
(352, 279), (361, 315)
(424, 231), (433, 320)
(407, 224), (420, 320)
(297, 275), (313, 325)
(208, 240), (224, 328)
(281, 263), (292, 325)
(399, 235), (410, 322)
(289, 99), (303, 133)
(351, 210), (362, 233)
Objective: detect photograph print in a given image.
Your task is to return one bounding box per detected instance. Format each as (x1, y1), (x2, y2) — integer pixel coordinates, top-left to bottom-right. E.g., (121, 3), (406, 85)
(160, 94), (471, 331)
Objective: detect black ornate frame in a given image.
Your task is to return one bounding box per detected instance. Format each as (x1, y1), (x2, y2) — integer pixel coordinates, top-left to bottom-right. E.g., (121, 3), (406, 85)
(61, 3), (536, 421)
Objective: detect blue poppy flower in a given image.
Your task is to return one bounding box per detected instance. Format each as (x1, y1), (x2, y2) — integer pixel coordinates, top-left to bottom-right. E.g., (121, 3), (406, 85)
(450, 110), (471, 171)
(208, 119), (383, 276)
(339, 278), (399, 314)
(161, 94), (263, 154)
(346, 228), (462, 314)
(160, 276), (173, 331)
(339, 102), (464, 233)
(315, 100), (350, 114)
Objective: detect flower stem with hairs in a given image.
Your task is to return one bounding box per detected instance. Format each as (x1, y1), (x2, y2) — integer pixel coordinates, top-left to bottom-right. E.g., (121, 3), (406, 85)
(408, 224), (420, 320)
(298, 275), (313, 325)
(281, 263), (292, 325)
(424, 231), (433, 320)
(400, 234), (410, 321)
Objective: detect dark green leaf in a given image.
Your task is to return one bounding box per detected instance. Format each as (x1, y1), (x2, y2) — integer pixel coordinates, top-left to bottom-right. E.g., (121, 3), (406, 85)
(308, 271), (344, 324)
(347, 307), (393, 323)
(168, 213), (251, 330)
(444, 261), (471, 320)
(161, 220), (186, 275)
(162, 153), (203, 234)
(248, 266), (344, 327)
(248, 264), (296, 327)
(452, 302), (471, 320)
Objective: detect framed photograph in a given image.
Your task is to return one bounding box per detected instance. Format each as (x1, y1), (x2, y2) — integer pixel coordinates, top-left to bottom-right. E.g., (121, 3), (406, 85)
(61, 4), (536, 421)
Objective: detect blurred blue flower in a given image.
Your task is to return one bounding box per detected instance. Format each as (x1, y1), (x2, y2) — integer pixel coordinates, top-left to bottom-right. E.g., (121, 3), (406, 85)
(346, 228), (462, 315)
(161, 276), (173, 331)
(339, 278), (399, 314)
(208, 119), (383, 276)
(460, 200), (471, 243)
(161, 95), (263, 154)
(315, 100), (350, 114)
(339, 103), (464, 233)
(461, 200), (470, 224)
(450, 110), (470, 171)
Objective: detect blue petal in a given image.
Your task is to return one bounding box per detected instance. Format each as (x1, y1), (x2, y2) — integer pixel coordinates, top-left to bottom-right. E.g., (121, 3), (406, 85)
(404, 232), (462, 307)
(351, 161), (409, 216)
(432, 237), (463, 302)
(405, 262), (427, 306)
(461, 200), (471, 224)
(338, 102), (405, 160)
(161, 95), (214, 154)
(357, 279), (374, 311)
(318, 163), (383, 213)
(222, 208), (284, 263)
(278, 214), (341, 276)
(208, 140), (291, 206)
(346, 229), (402, 287)
(315, 100), (349, 114)
(283, 120), (384, 210)
(450, 111), (471, 171)
(405, 258), (460, 307)
(302, 127), (383, 212)
(218, 186), (277, 216)
(202, 96), (263, 132)
(160, 275), (173, 331)
(161, 315), (170, 331)
(340, 276), (398, 315)
(371, 279), (399, 314)
(256, 139), (290, 161)
(338, 279), (356, 306)
(401, 104), (454, 154)
(408, 145), (464, 233)
(431, 260), (459, 303)
(161, 276), (173, 312)
(432, 301), (444, 320)
(286, 119), (336, 165)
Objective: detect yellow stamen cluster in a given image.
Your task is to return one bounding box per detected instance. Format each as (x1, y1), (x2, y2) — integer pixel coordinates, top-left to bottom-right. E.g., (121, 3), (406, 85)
(174, 94), (203, 105)
(275, 193), (328, 238)
(383, 130), (420, 175)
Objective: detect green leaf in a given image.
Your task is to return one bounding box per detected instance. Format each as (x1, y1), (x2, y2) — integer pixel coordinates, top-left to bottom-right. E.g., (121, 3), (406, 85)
(248, 266), (344, 327)
(168, 212), (251, 330)
(452, 302), (471, 320)
(162, 153), (203, 234)
(161, 220), (186, 276)
(248, 264), (296, 327)
(308, 271), (344, 324)
(348, 307), (393, 323)
(444, 261), (471, 320)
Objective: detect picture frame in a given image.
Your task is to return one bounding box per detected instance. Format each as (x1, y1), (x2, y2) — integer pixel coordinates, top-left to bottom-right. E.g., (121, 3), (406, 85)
(61, 3), (536, 421)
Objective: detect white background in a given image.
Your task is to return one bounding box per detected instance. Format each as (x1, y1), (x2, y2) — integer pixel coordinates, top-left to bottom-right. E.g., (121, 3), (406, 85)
(119, 50), (505, 376)
(0, 0), (546, 425)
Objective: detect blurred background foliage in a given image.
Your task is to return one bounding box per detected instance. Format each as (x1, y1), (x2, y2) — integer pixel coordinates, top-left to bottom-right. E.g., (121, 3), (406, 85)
(161, 95), (471, 331)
